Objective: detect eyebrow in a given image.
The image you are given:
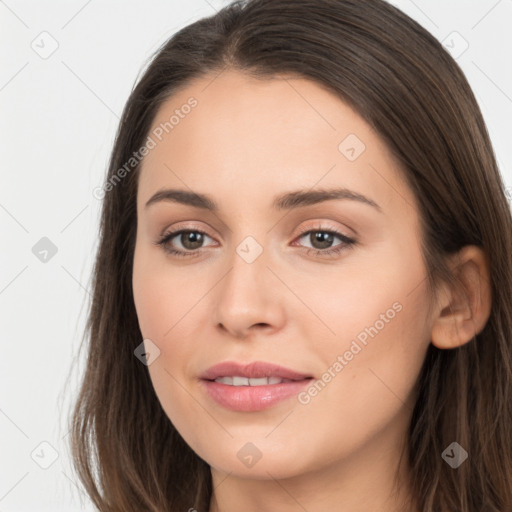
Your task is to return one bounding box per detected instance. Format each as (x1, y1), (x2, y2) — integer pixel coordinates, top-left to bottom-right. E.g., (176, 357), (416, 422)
(144, 187), (382, 213)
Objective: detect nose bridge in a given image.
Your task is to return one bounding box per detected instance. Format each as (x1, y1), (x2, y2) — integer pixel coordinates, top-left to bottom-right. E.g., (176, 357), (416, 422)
(223, 234), (270, 305)
(213, 232), (284, 336)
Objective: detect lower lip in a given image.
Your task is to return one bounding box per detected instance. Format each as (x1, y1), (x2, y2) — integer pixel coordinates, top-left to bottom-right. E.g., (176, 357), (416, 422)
(200, 378), (312, 412)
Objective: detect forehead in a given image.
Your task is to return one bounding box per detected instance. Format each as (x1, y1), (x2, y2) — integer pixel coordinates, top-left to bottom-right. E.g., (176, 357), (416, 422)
(137, 69), (415, 216)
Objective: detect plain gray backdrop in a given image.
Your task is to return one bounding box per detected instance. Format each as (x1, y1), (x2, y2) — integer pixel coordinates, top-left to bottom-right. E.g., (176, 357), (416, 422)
(1, 0), (511, 510)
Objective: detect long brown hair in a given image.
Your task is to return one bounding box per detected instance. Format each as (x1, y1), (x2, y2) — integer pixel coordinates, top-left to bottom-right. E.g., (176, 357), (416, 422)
(67, 0), (512, 510)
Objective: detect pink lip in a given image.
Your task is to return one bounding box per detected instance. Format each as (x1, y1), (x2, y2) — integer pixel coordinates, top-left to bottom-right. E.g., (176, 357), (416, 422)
(200, 360), (312, 380)
(199, 361), (313, 412)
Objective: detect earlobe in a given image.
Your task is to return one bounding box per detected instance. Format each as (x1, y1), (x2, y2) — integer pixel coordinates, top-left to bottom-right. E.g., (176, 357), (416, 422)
(430, 246), (492, 350)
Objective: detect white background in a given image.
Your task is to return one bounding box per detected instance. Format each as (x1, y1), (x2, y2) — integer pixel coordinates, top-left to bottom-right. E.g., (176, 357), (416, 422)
(1, 0), (511, 510)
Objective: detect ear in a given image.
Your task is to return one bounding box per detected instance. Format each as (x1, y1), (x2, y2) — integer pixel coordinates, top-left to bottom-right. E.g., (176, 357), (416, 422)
(430, 245), (492, 350)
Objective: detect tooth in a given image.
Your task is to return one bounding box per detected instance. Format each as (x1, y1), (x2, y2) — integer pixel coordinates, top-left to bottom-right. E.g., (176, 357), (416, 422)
(213, 376), (294, 386)
(249, 377), (269, 386)
(215, 376), (233, 385)
(232, 376), (250, 386)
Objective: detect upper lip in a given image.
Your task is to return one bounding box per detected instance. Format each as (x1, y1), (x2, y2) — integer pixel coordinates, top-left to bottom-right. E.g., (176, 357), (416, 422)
(200, 361), (313, 381)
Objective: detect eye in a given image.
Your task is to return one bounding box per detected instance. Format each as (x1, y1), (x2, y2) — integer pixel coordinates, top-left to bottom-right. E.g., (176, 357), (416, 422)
(155, 229), (216, 258)
(293, 225), (356, 258)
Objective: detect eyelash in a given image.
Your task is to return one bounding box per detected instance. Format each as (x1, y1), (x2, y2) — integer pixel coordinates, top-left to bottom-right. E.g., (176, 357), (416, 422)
(154, 224), (357, 259)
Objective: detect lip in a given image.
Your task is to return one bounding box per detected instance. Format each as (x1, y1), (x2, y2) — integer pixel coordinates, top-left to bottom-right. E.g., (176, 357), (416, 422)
(199, 361), (313, 412)
(200, 361), (312, 381)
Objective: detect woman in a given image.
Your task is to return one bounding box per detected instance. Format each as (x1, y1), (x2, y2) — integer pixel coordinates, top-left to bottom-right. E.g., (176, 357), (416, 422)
(69, 0), (512, 510)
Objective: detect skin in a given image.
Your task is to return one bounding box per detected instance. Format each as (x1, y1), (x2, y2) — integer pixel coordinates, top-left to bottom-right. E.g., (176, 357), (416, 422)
(132, 69), (491, 512)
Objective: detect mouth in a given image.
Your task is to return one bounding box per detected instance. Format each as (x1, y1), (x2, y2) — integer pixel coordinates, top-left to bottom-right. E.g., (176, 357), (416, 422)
(199, 361), (314, 412)
(200, 360), (313, 381)
(208, 376), (309, 386)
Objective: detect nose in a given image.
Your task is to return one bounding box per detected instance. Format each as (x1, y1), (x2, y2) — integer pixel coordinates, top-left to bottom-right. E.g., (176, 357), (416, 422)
(213, 244), (286, 339)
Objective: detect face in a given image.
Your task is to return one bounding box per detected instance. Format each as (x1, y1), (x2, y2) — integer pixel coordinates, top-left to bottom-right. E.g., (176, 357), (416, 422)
(132, 69), (434, 481)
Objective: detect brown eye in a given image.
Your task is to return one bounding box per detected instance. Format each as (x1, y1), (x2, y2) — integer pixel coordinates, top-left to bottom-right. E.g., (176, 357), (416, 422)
(306, 231), (336, 250)
(155, 229), (216, 257)
(293, 226), (356, 259)
(178, 231), (205, 250)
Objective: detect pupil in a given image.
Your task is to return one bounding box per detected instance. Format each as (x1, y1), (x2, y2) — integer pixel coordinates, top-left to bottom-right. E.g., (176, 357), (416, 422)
(312, 231), (333, 249)
(182, 231), (203, 249)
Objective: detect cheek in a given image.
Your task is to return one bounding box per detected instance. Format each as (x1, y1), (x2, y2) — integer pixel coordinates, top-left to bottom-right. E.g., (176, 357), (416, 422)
(132, 273), (207, 412)
(132, 241), (201, 340)
(132, 244), (214, 383)
(286, 247), (430, 356)
(285, 265), (431, 469)
(290, 243), (432, 408)
(132, 252), (207, 442)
